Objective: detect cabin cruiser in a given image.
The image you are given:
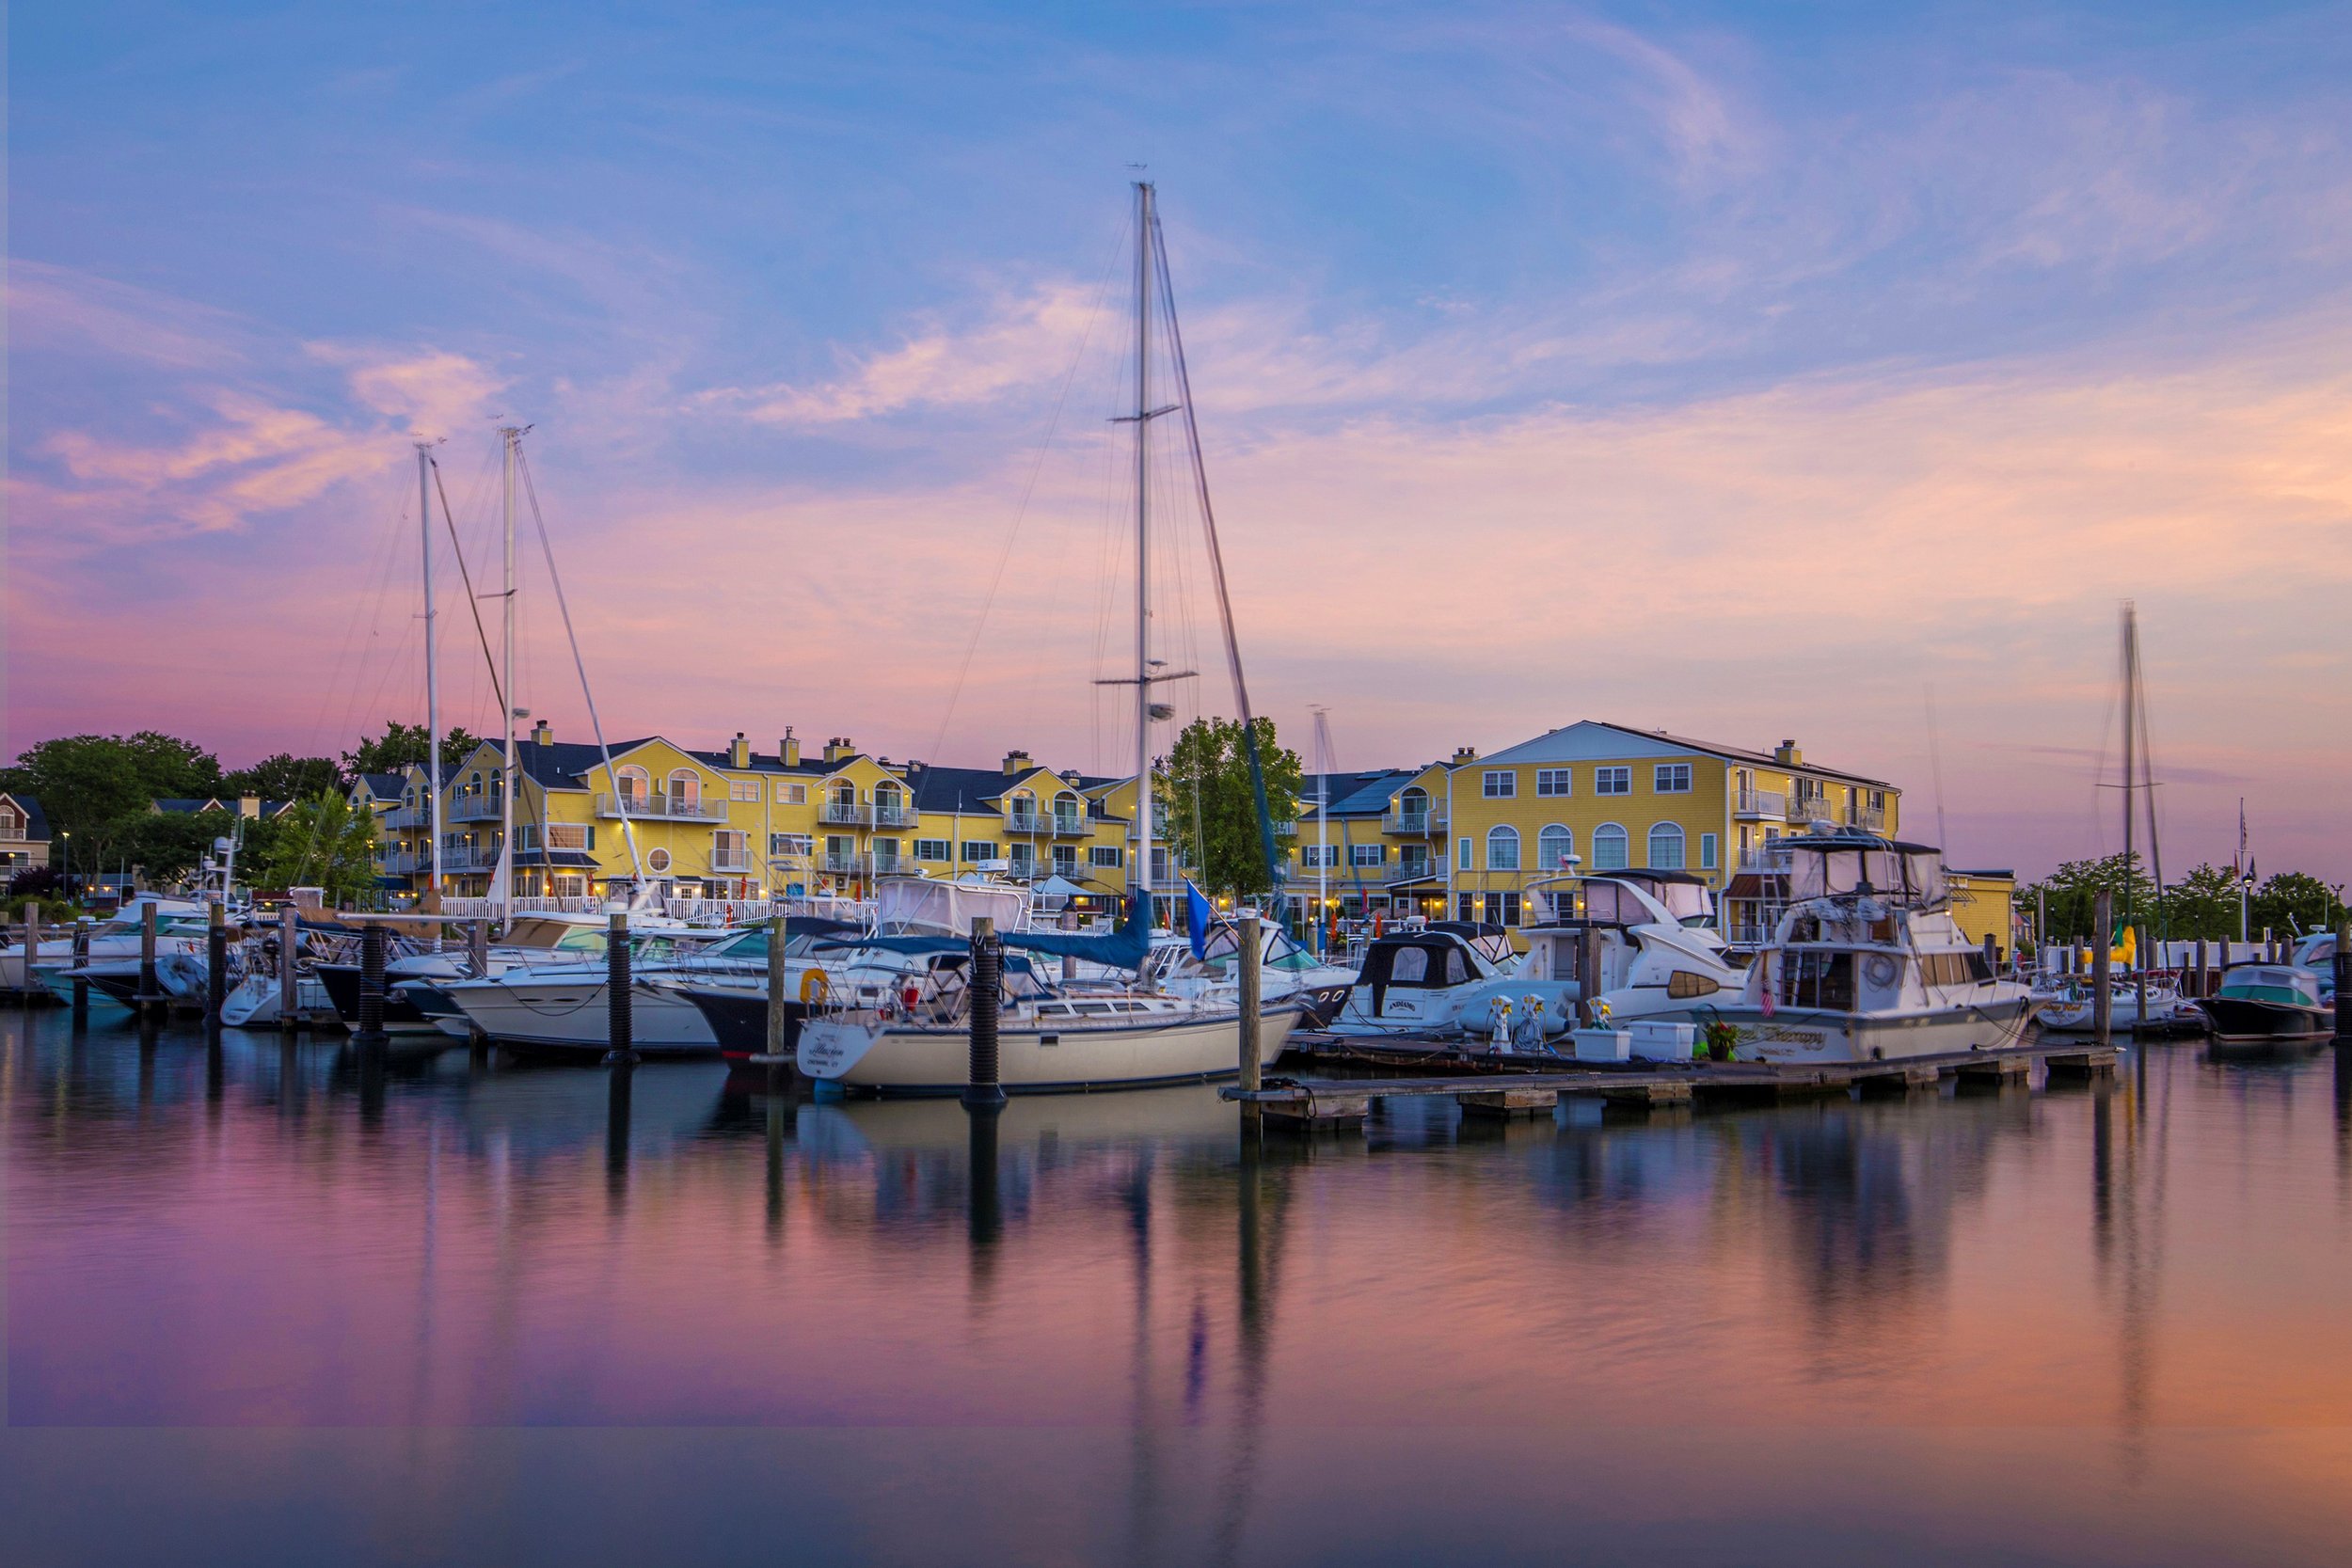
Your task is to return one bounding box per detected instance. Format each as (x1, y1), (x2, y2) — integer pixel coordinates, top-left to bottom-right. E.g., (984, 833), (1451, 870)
(2197, 964), (2330, 1040)
(315, 909), (693, 1034)
(437, 925), (773, 1057)
(1513, 871), (1745, 1028)
(1329, 922), (1578, 1040)
(1699, 830), (2033, 1065)
(1151, 917), (1357, 1025)
(795, 896), (1301, 1094)
(8, 896), (217, 999)
(2035, 975), (2194, 1033)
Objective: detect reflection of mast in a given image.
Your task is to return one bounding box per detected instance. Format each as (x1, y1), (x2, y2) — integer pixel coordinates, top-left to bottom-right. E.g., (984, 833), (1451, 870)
(1209, 1144), (1287, 1567)
(2095, 1043), (2170, 1478)
(1120, 1149), (1165, 1567)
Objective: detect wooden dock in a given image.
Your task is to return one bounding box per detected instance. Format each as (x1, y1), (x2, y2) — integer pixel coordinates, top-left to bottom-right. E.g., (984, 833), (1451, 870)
(1231, 1037), (2118, 1131)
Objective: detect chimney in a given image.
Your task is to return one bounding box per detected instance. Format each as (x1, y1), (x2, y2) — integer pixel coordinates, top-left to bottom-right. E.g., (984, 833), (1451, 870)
(823, 736), (855, 764)
(780, 727), (800, 768)
(533, 719), (553, 747)
(1003, 749), (1032, 775)
(729, 731), (750, 768)
(1773, 739), (1802, 767)
(1451, 745), (1479, 768)
(239, 796), (261, 819)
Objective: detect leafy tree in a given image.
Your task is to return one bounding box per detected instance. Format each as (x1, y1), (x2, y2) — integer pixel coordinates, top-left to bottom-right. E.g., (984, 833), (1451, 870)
(0, 736), (153, 863)
(253, 792), (379, 907)
(2018, 852), (2158, 944)
(119, 809), (243, 888)
(2251, 870), (2344, 939)
(1155, 716), (1301, 901)
(344, 721), (480, 779)
(219, 753), (346, 800)
(2157, 863), (2244, 941)
(119, 731), (224, 799)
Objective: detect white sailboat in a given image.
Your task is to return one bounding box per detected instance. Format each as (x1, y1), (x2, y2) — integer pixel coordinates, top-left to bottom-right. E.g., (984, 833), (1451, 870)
(797, 182), (1300, 1095)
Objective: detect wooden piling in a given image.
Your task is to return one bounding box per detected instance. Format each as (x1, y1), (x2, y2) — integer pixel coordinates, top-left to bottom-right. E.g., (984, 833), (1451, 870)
(1575, 924), (1602, 1027)
(136, 899), (163, 1012)
(72, 917), (91, 1015)
(2091, 890), (2113, 1048)
(2193, 939), (2207, 999)
(353, 921), (389, 1048)
(962, 915), (1004, 1108)
(2334, 921), (2350, 1046)
(278, 902), (301, 1031)
(1238, 908), (1263, 1132)
(468, 919), (489, 976)
(602, 910), (636, 1068)
(765, 911), (789, 1065)
(21, 901), (40, 1007)
(204, 901), (227, 1031)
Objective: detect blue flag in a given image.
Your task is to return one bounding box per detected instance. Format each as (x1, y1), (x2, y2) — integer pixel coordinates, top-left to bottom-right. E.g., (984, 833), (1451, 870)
(1184, 880), (1215, 960)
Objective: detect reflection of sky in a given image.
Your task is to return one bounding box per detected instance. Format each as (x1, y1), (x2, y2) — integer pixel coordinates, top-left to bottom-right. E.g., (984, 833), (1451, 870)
(12, 5), (2352, 879)
(8, 1015), (2352, 1560)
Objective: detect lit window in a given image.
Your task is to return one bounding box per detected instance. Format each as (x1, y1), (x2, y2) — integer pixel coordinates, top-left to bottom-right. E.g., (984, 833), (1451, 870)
(775, 782), (806, 804)
(729, 779), (761, 802)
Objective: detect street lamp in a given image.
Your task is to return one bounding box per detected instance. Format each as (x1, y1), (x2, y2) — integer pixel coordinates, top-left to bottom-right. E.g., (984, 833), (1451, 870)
(57, 831), (70, 901)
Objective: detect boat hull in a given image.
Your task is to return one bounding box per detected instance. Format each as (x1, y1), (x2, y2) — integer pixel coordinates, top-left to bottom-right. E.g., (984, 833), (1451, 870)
(799, 1004), (1301, 1095)
(2196, 996), (2330, 1040)
(674, 985), (811, 1062)
(317, 962), (440, 1033)
(443, 975), (721, 1057)
(1700, 996), (2036, 1066)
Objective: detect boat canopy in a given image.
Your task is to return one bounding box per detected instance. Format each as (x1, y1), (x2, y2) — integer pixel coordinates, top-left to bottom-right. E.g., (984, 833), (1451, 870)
(2219, 967), (2320, 1004)
(1784, 832), (1947, 906)
(875, 875), (1029, 936)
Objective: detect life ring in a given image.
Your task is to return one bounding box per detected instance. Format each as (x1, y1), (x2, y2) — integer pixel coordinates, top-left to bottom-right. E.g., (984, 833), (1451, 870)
(801, 969), (831, 1006)
(1864, 955), (1900, 989)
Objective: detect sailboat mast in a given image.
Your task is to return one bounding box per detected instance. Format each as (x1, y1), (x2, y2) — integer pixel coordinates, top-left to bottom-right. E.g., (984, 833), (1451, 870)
(500, 426), (520, 917)
(2121, 605), (2134, 955)
(1133, 180), (1154, 910)
(417, 442), (444, 900)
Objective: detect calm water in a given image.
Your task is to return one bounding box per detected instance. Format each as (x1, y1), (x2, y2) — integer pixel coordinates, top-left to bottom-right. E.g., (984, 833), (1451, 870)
(5, 1008), (2349, 1566)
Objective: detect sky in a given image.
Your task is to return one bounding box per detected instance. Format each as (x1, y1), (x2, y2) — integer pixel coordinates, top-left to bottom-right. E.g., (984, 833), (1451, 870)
(7, 1), (2352, 880)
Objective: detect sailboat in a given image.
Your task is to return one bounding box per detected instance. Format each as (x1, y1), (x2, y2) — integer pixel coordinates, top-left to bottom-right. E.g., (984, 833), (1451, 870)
(794, 182), (1302, 1095)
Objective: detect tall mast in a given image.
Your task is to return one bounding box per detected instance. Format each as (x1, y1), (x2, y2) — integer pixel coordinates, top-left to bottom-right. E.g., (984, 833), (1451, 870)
(498, 426), (521, 916)
(1312, 706), (1331, 947)
(417, 442), (444, 900)
(1133, 180), (1154, 909)
(2120, 602), (2135, 964)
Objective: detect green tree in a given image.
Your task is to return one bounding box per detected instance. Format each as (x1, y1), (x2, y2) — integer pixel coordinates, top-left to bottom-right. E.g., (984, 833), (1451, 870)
(220, 752), (347, 800)
(0, 736), (154, 863)
(343, 721), (480, 779)
(2019, 852), (2159, 944)
(253, 793), (379, 907)
(1155, 716), (1302, 901)
(119, 731), (224, 799)
(119, 808), (244, 888)
(2158, 863), (2244, 941)
(2251, 870), (2344, 939)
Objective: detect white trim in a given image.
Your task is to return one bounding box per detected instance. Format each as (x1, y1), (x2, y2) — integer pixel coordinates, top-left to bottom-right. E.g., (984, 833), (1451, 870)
(1591, 821), (1630, 872)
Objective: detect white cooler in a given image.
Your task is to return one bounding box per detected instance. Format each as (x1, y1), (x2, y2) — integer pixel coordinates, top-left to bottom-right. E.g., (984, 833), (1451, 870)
(1625, 1021), (1697, 1062)
(1571, 1028), (1631, 1063)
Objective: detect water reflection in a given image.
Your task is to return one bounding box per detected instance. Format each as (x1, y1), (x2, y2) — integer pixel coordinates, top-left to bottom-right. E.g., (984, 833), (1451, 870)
(7, 1011), (2351, 1565)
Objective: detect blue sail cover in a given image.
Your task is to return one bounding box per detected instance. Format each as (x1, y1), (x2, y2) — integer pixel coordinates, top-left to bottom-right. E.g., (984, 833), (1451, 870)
(1004, 893), (1154, 971)
(1184, 880), (1216, 960)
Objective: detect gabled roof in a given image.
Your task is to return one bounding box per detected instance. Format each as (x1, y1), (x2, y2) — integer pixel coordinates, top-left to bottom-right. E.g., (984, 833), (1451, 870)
(153, 798), (218, 816)
(1479, 721), (1897, 790)
(0, 792), (51, 838)
(355, 771), (406, 800)
(903, 762), (1122, 816)
(1298, 768), (1423, 818)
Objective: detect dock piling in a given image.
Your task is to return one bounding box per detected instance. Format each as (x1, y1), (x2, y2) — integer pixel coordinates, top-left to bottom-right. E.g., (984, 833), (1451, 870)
(468, 919), (489, 976)
(2334, 921), (2350, 1047)
(72, 917), (91, 1017)
(204, 901), (227, 1032)
(354, 921), (388, 1048)
(1237, 908), (1263, 1134)
(2193, 938), (2207, 998)
(1575, 925), (1601, 1028)
(764, 910), (790, 1070)
(2091, 890), (2113, 1048)
(136, 899), (164, 1013)
(22, 902), (40, 1008)
(278, 903), (300, 1032)
(602, 911), (637, 1068)
(961, 915), (1005, 1108)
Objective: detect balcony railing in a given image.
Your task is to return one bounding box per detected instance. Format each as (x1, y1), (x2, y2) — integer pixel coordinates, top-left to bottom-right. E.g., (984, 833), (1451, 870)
(819, 854), (864, 874)
(1735, 787), (1786, 819)
(1385, 861), (1438, 884)
(711, 849), (755, 873)
(440, 844), (502, 872)
(449, 795), (503, 822)
(378, 848), (422, 876)
(875, 801), (919, 828)
(818, 800), (872, 827)
(385, 804), (429, 829)
(1381, 807), (1447, 836)
(1007, 814), (1052, 836)
(596, 792), (727, 821)
(1736, 847), (1793, 874)
(1848, 804), (1887, 832)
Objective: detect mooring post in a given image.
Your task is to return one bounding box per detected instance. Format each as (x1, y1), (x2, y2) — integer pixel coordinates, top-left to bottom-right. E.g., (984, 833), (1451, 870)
(2265, 927), (2277, 963)
(72, 916), (91, 1017)
(602, 910), (637, 1068)
(354, 921), (389, 1048)
(21, 900), (41, 1008)
(1576, 924), (1602, 1028)
(205, 901), (228, 1031)
(278, 902), (301, 1032)
(765, 911), (789, 1068)
(1238, 907), (1263, 1134)
(2134, 925), (2149, 1037)
(962, 915), (1005, 1107)
(2333, 920), (2351, 1047)
(469, 918), (489, 976)
(2192, 938), (2207, 999)
(136, 899), (163, 1014)
(2091, 889), (2113, 1050)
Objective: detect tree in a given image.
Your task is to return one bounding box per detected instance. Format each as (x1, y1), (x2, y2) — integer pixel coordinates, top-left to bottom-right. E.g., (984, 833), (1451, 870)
(1154, 716), (1302, 901)
(2018, 852), (2158, 944)
(220, 753), (347, 800)
(0, 736), (154, 863)
(119, 809), (243, 888)
(253, 792), (379, 907)
(119, 731), (224, 799)
(2158, 863), (2243, 941)
(2251, 870), (2344, 939)
(343, 721), (480, 779)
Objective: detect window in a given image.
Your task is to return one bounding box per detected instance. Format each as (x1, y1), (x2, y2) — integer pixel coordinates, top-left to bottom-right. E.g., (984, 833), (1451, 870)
(1592, 824), (1629, 870)
(1654, 763), (1692, 794)
(729, 779), (761, 802)
(961, 841), (1000, 863)
(1482, 769), (1516, 799)
(769, 832), (812, 856)
(914, 838), (951, 862)
(1480, 892), (1520, 927)
(1486, 825), (1519, 871)
(615, 766), (650, 805)
(548, 823), (590, 851)
(1457, 837), (1473, 871)
(1699, 832), (1718, 870)
(1647, 823), (1686, 869)
(1391, 946), (1430, 983)
(1089, 846), (1122, 868)
(1537, 824), (1572, 872)
(1596, 767), (1631, 796)
(775, 782), (806, 805)
(1777, 951), (1855, 1011)
(645, 847), (673, 874)
(1350, 843), (1385, 867)
(1300, 845), (1331, 869)
(1668, 972), (1720, 1000)
(667, 769), (701, 808)
(1535, 768), (1572, 797)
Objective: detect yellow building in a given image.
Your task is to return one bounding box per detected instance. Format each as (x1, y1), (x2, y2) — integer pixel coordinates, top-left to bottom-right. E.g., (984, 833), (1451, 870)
(369, 726), (1146, 911)
(1947, 868), (2019, 963)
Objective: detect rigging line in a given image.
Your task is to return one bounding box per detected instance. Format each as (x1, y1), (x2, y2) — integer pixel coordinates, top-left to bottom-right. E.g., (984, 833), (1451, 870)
(1150, 200), (1279, 895)
(1924, 685), (1948, 856)
(430, 456), (507, 729)
(2136, 626), (2168, 934)
(929, 209), (1132, 768)
(516, 446), (647, 887)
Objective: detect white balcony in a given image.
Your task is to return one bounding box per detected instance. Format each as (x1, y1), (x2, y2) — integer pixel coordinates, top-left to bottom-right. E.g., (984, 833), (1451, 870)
(596, 792), (726, 822)
(1385, 861), (1439, 884)
(875, 801), (920, 828)
(1735, 787), (1786, 820)
(711, 848), (755, 873)
(449, 795), (503, 822)
(1381, 807), (1447, 836)
(384, 804), (430, 829)
(818, 800), (872, 827)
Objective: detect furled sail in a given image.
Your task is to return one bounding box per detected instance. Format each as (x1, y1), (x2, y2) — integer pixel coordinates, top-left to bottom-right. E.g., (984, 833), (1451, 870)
(1003, 894), (1153, 971)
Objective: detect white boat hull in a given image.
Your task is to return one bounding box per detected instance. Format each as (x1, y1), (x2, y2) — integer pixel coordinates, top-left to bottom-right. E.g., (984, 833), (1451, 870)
(800, 1003), (1300, 1095)
(443, 974), (719, 1054)
(1702, 996), (2035, 1066)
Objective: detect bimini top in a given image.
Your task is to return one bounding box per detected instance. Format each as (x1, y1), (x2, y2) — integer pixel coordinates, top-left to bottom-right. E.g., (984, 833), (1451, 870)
(1783, 830), (1947, 905)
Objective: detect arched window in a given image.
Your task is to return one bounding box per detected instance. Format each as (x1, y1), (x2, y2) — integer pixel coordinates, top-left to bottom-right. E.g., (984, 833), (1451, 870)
(1592, 823), (1629, 871)
(615, 766), (651, 807)
(1486, 825), (1519, 872)
(667, 768), (701, 809)
(1398, 786), (1428, 825)
(487, 767), (503, 803)
(875, 781), (903, 807)
(1537, 824), (1573, 873)
(1007, 789), (1038, 829)
(1647, 823), (1686, 870)
(829, 780), (856, 806)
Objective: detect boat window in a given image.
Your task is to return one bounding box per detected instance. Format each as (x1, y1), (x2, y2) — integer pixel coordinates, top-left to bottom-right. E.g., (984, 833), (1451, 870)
(1667, 972), (1719, 1000)
(1074, 1002), (1114, 1016)
(1390, 946), (1430, 984)
(1038, 1004), (1069, 1017)
(1778, 951), (1855, 1011)
(1446, 947), (1470, 985)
